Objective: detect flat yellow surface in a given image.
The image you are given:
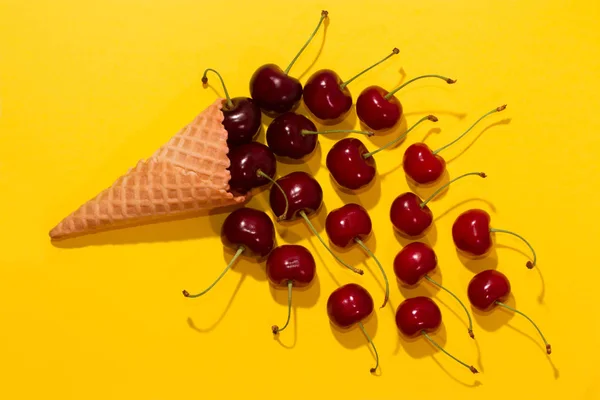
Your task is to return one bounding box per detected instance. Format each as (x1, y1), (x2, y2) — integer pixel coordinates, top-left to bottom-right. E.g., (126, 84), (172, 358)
(1, 1), (599, 399)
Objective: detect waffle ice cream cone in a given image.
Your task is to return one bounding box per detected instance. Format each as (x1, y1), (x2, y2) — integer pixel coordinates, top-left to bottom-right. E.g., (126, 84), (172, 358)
(49, 99), (247, 239)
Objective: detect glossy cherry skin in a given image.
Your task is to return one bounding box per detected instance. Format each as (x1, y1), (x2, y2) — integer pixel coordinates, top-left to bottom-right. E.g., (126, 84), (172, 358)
(327, 283), (374, 328)
(452, 209), (492, 257)
(266, 112), (318, 159)
(356, 86), (402, 131)
(269, 171), (323, 221)
(266, 244), (316, 287)
(302, 69), (352, 124)
(227, 142), (276, 195)
(390, 192), (433, 237)
(222, 97), (262, 148)
(325, 203), (372, 248)
(395, 296), (442, 338)
(393, 242), (437, 286)
(249, 64), (303, 117)
(467, 269), (510, 311)
(403, 143), (446, 185)
(326, 138), (376, 190)
(221, 207), (275, 258)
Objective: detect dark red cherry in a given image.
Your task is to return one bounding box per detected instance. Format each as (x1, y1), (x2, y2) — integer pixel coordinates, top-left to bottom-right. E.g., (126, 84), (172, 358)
(268, 171), (323, 221)
(266, 112), (317, 159)
(227, 142), (276, 195)
(393, 242), (437, 286)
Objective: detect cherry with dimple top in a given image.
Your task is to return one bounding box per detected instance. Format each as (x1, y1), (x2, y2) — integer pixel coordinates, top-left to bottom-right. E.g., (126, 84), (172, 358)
(403, 105), (507, 185)
(390, 172), (486, 238)
(250, 11), (328, 117)
(396, 297), (478, 373)
(325, 203), (389, 308)
(182, 207), (275, 298)
(327, 283), (379, 373)
(468, 270), (551, 354)
(267, 244), (316, 335)
(394, 242), (474, 338)
(452, 208), (537, 268)
(326, 115), (437, 190)
(357, 74), (456, 132)
(303, 48), (400, 125)
(202, 69), (262, 148)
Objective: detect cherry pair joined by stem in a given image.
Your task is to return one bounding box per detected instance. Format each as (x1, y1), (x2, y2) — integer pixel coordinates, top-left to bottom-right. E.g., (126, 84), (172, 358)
(452, 209), (537, 268)
(327, 115), (438, 190)
(403, 105), (507, 185)
(250, 11), (328, 117)
(468, 269), (551, 354)
(303, 48), (400, 125)
(182, 207), (275, 298)
(391, 171), (486, 237)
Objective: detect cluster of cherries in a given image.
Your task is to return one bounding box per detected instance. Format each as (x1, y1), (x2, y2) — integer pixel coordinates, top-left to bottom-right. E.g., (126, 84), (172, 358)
(183, 11), (551, 374)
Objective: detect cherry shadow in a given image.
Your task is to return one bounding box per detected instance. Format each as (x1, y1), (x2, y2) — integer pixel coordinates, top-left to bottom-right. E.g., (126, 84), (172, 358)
(274, 139), (323, 177)
(306, 102), (359, 134)
(397, 267), (443, 299)
(504, 323), (559, 378)
(269, 273), (321, 309)
(397, 321), (447, 359)
(393, 222), (438, 248)
(363, 114), (409, 149)
(420, 127), (442, 143)
(434, 294), (474, 341)
(431, 355), (482, 388)
(329, 170), (382, 211)
(273, 307), (298, 349)
(329, 310), (378, 350)
(445, 118), (512, 164)
(434, 197), (496, 222)
(406, 169), (451, 203)
(297, 16), (330, 81)
(403, 110), (467, 120)
(274, 202), (329, 244)
(456, 247), (499, 273)
(471, 292), (516, 332)
(494, 241), (536, 272)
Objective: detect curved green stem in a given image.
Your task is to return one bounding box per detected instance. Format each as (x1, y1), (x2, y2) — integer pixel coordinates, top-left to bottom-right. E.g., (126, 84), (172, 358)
(422, 331), (478, 373)
(257, 170), (288, 221)
(201, 68), (233, 109)
(420, 172), (486, 208)
(358, 321), (379, 373)
(182, 246), (245, 298)
(384, 74), (456, 100)
(354, 238), (389, 309)
(433, 104), (507, 155)
(301, 129), (373, 137)
(284, 10), (328, 75)
(490, 228), (536, 268)
(424, 275), (474, 338)
(272, 280), (293, 334)
(496, 301), (551, 354)
(340, 48), (400, 90)
(299, 210), (363, 275)
(363, 115), (438, 159)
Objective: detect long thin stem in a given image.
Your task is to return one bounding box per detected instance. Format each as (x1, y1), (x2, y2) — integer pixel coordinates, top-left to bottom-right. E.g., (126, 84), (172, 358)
(272, 280), (293, 334)
(384, 74), (456, 100)
(301, 129), (373, 137)
(490, 228), (536, 268)
(201, 68), (233, 109)
(354, 238), (389, 309)
(284, 10), (328, 75)
(420, 172), (486, 208)
(363, 115), (438, 159)
(422, 331), (478, 373)
(358, 321), (379, 373)
(424, 275), (474, 338)
(299, 210), (363, 275)
(496, 301), (551, 354)
(340, 48), (400, 90)
(433, 104), (507, 155)
(257, 170), (288, 221)
(182, 246), (245, 298)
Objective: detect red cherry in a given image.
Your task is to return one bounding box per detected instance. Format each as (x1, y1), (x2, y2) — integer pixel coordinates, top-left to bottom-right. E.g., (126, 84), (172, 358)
(467, 270), (551, 354)
(403, 105), (507, 185)
(452, 208), (537, 268)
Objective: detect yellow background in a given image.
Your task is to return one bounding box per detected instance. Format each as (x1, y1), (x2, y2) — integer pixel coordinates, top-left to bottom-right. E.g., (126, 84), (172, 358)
(1, 1), (599, 399)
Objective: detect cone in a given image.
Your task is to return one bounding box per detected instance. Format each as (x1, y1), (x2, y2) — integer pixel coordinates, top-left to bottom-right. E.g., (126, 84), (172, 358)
(49, 99), (247, 239)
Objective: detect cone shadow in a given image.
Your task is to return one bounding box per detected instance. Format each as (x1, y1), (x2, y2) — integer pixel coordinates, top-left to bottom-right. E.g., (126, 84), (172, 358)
(472, 292), (516, 332)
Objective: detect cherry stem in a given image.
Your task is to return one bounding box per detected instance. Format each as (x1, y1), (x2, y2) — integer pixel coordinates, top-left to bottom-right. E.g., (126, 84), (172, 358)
(420, 172), (486, 208)
(272, 280), (293, 334)
(490, 228), (536, 268)
(354, 238), (389, 309)
(298, 210), (363, 275)
(301, 129), (373, 137)
(182, 246), (245, 298)
(432, 104), (507, 155)
(340, 48), (400, 90)
(421, 331), (478, 373)
(358, 321), (379, 373)
(257, 170), (289, 222)
(363, 115), (438, 159)
(384, 74), (456, 100)
(424, 275), (474, 339)
(284, 10), (328, 75)
(495, 301), (551, 354)
(201, 68), (233, 109)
